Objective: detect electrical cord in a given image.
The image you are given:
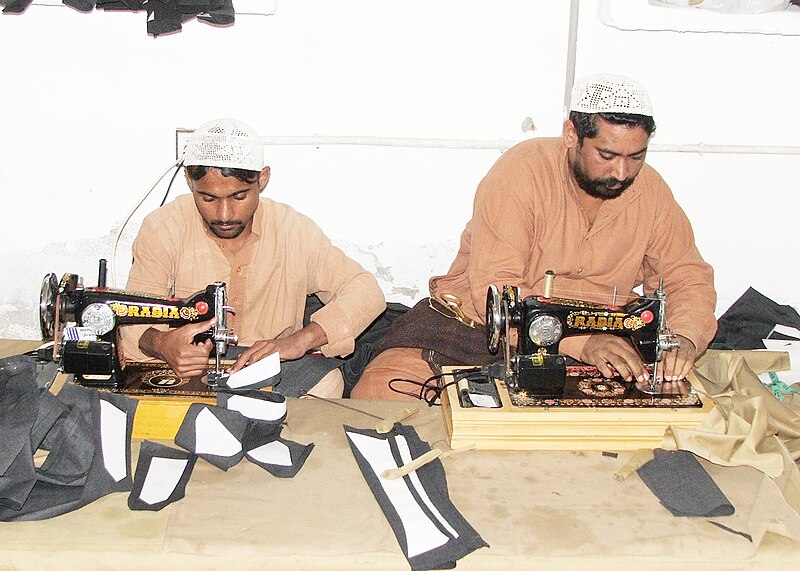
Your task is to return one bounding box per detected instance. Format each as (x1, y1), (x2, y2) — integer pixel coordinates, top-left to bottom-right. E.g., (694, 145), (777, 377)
(110, 159), (183, 287)
(388, 366), (484, 406)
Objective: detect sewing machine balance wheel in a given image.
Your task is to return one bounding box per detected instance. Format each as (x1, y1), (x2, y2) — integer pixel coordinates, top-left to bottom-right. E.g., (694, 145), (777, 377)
(39, 272), (58, 341)
(486, 284), (504, 354)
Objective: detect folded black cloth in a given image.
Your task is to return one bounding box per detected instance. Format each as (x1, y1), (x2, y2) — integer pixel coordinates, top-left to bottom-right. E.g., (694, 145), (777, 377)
(638, 449), (734, 517)
(711, 287), (800, 350)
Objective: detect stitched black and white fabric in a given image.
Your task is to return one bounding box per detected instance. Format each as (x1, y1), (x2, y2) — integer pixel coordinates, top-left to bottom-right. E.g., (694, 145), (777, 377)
(174, 404), (249, 470)
(128, 440), (196, 511)
(175, 397), (314, 477)
(344, 424), (487, 571)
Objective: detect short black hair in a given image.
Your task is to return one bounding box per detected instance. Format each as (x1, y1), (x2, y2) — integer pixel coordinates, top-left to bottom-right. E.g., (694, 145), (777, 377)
(185, 165), (260, 184)
(569, 111), (656, 145)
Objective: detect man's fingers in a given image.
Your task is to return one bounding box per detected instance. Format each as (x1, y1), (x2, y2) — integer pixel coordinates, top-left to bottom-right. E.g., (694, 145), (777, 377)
(230, 342), (277, 373)
(181, 317), (218, 339)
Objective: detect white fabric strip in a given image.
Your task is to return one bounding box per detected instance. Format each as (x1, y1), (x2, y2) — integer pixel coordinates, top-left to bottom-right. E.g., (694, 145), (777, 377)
(139, 457), (189, 505)
(99, 400), (127, 482)
(225, 353), (280, 389)
(247, 441), (292, 466)
(395, 435), (459, 538)
(347, 432), (449, 557)
(226, 394), (286, 421)
(194, 408), (243, 456)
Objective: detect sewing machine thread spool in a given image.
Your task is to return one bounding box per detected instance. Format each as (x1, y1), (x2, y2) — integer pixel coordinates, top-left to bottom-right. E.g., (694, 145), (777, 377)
(97, 259), (107, 289)
(542, 270), (554, 299)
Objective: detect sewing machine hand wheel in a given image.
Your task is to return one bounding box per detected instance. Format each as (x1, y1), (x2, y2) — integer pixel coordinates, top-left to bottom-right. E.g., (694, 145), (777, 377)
(486, 284), (504, 354)
(39, 273), (58, 341)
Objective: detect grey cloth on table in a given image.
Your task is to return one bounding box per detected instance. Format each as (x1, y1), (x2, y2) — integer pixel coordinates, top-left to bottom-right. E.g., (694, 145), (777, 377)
(637, 449), (735, 518)
(0, 354), (137, 521)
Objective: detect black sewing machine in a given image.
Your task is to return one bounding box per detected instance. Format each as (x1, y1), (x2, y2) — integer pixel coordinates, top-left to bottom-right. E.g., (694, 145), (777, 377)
(484, 272), (679, 398)
(39, 259), (237, 389)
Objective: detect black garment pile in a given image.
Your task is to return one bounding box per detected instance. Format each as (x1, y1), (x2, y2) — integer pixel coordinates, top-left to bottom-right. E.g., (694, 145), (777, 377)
(1, 0), (235, 37)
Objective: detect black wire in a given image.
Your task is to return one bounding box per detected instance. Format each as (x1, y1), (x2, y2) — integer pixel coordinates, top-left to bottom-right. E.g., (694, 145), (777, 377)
(160, 161), (184, 207)
(388, 366), (482, 406)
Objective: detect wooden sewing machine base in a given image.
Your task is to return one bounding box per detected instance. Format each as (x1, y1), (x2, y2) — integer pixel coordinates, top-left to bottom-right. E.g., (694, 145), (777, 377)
(440, 365), (713, 451)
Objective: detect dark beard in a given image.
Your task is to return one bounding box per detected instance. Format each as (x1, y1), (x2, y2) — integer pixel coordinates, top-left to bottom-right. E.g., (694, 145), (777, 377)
(571, 160), (634, 200)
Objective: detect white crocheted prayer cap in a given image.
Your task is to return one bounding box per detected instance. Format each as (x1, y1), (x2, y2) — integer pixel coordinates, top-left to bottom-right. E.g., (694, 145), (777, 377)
(569, 74), (653, 117)
(183, 118), (264, 171)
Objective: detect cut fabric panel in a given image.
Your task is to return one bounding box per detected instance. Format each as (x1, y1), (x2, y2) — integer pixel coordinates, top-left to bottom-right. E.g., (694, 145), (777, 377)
(245, 438), (314, 478)
(216, 389), (287, 423)
(215, 389), (314, 477)
(174, 404), (248, 470)
(638, 449), (735, 517)
(344, 424), (487, 571)
(128, 441), (196, 511)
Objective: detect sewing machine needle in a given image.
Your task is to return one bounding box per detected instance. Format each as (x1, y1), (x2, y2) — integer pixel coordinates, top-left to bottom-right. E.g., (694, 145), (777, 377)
(650, 360), (660, 394)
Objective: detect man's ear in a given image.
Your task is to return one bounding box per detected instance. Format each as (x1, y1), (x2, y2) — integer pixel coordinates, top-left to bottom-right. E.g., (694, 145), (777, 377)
(258, 166), (271, 192)
(562, 119), (579, 149)
(183, 167), (192, 188)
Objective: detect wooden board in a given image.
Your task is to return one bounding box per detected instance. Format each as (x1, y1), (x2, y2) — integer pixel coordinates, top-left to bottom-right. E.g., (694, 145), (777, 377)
(131, 394), (215, 440)
(441, 366), (714, 451)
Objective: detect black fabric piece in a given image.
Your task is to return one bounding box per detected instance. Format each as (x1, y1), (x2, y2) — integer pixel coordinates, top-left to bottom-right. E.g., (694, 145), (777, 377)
(63, 0), (95, 12)
(196, 5), (233, 26)
(177, 0), (233, 25)
(128, 440), (196, 511)
(374, 298), (499, 368)
(638, 449), (735, 518)
(345, 424), (487, 571)
(710, 287), (800, 350)
(174, 403), (249, 470)
(0, 355), (136, 521)
(303, 294), (411, 397)
(96, 0), (143, 9)
(145, 0), (195, 36)
(1, 0), (33, 14)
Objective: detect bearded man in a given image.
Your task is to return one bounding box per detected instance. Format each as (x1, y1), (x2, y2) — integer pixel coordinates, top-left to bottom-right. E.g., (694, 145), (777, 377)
(352, 73), (716, 400)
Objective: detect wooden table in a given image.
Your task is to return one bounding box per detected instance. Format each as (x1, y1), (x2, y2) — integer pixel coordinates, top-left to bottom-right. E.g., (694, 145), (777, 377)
(1, 340), (799, 569)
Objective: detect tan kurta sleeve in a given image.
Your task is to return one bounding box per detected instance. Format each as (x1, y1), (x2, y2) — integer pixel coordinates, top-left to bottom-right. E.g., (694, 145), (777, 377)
(300, 219), (385, 358)
(639, 192), (717, 354)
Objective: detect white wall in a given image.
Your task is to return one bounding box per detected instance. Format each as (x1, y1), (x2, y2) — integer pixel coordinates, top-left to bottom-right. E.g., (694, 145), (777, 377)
(0, 0), (797, 340)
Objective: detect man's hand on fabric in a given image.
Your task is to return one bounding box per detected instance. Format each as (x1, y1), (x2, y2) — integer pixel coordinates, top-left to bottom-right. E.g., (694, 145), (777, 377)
(139, 318), (215, 379)
(579, 334), (648, 382)
(658, 334), (696, 382)
(229, 322), (329, 373)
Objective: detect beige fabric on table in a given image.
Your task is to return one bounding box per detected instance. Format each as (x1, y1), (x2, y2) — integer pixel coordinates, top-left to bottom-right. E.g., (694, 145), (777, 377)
(428, 137), (717, 361)
(119, 194), (385, 361)
(658, 349), (800, 545)
(2, 394), (799, 569)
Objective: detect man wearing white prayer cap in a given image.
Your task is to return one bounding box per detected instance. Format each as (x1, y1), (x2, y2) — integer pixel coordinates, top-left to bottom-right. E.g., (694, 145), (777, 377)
(354, 74), (717, 400)
(121, 118), (385, 398)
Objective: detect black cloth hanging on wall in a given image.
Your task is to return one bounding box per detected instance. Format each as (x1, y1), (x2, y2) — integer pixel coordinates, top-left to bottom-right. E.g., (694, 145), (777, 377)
(2, 0), (236, 36)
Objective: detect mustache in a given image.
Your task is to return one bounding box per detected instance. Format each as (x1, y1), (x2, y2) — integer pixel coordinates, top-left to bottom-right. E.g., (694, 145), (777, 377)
(210, 220), (244, 227)
(598, 177), (634, 189)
